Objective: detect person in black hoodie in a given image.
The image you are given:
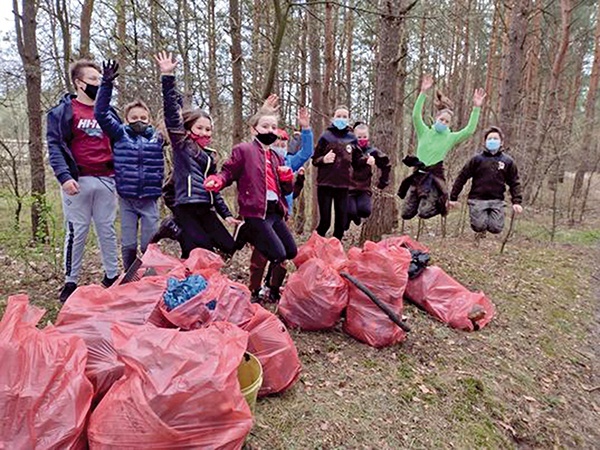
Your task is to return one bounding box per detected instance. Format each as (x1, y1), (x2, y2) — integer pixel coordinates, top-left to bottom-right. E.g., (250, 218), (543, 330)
(312, 105), (368, 240)
(345, 122), (392, 229)
(449, 126), (523, 234)
(155, 51), (238, 258)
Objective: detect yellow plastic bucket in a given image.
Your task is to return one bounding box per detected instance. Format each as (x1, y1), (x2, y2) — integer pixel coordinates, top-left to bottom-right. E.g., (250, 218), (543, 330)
(238, 352), (263, 413)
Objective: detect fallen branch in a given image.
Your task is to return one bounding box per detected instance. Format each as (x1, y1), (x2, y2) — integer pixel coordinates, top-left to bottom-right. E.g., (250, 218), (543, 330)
(340, 272), (411, 333)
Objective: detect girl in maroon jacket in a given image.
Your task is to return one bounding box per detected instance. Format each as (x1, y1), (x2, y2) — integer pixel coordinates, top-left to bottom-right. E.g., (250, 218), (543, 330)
(205, 106), (297, 287)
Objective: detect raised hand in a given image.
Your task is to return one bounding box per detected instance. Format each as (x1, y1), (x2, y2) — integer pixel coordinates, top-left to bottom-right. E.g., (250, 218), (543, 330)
(323, 150), (336, 164)
(262, 94), (280, 112)
(473, 88), (487, 107)
(421, 74), (434, 92)
(298, 107), (310, 129)
(102, 60), (120, 83)
(154, 51), (178, 75)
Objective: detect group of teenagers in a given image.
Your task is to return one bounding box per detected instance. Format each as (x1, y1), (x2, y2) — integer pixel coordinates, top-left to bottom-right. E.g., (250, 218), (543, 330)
(47, 54), (523, 304)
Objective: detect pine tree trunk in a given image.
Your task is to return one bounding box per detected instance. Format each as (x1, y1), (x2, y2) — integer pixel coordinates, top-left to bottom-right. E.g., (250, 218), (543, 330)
(322, 1), (335, 120)
(79, 0), (94, 58)
(360, 0), (411, 243)
(229, 0), (244, 144)
(207, 0), (222, 136)
(498, 0), (530, 144)
(13, 0), (47, 242)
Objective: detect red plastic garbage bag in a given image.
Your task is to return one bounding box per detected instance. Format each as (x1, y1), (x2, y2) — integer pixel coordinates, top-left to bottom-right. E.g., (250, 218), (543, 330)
(377, 235), (429, 253)
(343, 242), (411, 347)
(55, 277), (168, 401)
(241, 304), (301, 396)
(88, 322), (252, 449)
(208, 279), (255, 328)
(404, 266), (495, 331)
(141, 243), (184, 275)
(184, 247), (225, 275)
(0, 295), (93, 450)
(279, 258), (349, 330)
(293, 231), (347, 270)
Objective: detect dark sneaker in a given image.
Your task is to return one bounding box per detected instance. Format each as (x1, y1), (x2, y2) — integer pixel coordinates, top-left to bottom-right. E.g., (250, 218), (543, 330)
(102, 273), (119, 288)
(59, 282), (77, 303)
(266, 287), (281, 303)
(150, 216), (182, 243)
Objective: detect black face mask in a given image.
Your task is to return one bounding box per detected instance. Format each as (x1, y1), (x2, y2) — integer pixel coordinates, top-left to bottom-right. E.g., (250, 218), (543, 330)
(255, 132), (278, 146)
(129, 121), (150, 135)
(83, 83), (99, 100)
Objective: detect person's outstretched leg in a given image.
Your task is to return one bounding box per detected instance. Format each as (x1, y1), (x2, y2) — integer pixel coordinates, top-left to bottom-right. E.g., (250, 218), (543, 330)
(401, 186), (419, 220)
(346, 192), (359, 230)
(119, 197), (139, 271)
(356, 190), (373, 220)
(332, 188), (349, 240)
(138, 198), (160, 254)
(468, 199), (489, 232)
(316, 186), (334, 237)
(487, 200), (506, 234)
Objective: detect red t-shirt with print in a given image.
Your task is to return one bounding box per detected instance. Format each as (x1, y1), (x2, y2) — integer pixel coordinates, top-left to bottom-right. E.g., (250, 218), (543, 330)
(265, 154), (279, 194)
(70, 99), (113, 176)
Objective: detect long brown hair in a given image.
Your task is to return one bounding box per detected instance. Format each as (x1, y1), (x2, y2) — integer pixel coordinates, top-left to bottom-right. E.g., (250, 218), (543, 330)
(182, 109), (212, 131)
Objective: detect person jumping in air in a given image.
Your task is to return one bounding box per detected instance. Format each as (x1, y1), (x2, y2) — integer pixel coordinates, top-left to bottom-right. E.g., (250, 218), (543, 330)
(449, 126), (523, 234)
(312, 105), (369, 240)
(94, 60), (165, 271)
(248, 100), (313, 302)
(204, 104), (298, 302)
(155, 51), (238, 258)
(345, 122), (391, 229)
(398, 75), (486, 220)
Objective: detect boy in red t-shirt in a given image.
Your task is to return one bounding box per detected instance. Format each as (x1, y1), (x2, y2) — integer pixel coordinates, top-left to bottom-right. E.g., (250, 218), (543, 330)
(47, 60), (120, 302)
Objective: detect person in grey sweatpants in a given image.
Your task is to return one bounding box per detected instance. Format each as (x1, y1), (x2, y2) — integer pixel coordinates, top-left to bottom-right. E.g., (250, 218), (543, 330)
(47, 59), (120, 302)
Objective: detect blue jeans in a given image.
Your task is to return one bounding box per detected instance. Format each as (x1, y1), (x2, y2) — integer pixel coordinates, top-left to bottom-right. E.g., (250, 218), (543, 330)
(119, 197), (160, 269)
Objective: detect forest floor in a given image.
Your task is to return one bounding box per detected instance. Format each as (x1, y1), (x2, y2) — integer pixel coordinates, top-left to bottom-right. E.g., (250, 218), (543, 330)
(0, 203), (599, 449)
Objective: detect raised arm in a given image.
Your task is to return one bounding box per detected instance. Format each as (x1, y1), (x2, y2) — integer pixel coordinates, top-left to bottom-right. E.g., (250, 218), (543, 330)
(412, 75), (433, 137)
(286, 108), (313, 171)
(451, 88), (485, 145)
(155, 52), (183, 132)
(94, 60), (124, 141)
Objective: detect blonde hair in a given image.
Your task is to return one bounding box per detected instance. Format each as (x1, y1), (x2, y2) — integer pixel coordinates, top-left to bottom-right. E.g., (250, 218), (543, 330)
(124, 99), (150, 120)
(248, 106), (279, 128)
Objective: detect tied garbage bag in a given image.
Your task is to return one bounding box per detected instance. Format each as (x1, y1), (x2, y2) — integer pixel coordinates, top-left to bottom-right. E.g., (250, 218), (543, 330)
(88, 322), (252, 449)
(141, 245), (224, 278)
(241, 304), (301, 396)
(343, 242), (411, 348)
(0, 295), (93, 450)
(404, 266), (495, 331)
(55, 277), (168, 402)
(159, 273), (228, 330)
(206, 279), (255, 328)
(279, 258), (349, 330)
(408, 249), (431, 279)
(141, 243), (184, 275)
(163, 275), (208, 311)
(293, 231), (347, 270)
(184, 247), (225, 275)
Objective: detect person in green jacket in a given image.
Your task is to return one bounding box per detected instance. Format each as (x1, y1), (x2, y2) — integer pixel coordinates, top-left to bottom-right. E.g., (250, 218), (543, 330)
(399, 75), (486, 220)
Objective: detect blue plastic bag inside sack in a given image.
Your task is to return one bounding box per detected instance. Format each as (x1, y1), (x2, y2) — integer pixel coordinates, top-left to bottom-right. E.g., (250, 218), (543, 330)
(163, 275), (208, 311)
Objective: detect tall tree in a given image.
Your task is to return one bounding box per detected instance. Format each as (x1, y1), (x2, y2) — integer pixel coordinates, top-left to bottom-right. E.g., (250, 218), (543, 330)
(360, 0), (416, 242)
(79, 0), (94, 58)
(570, 6), (600, 217)
(13, 0), (47, 241)
(229, 0), (244, 144)
(261, 1), (291, 100)
(498, 0), (531, 144)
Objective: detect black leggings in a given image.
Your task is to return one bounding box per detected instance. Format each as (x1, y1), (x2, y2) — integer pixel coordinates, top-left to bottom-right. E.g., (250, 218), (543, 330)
(347, 190), (372, 227)
(316, 186), (349, 240)
(244, 202), (297, 264)
(173, 203), (235, 258)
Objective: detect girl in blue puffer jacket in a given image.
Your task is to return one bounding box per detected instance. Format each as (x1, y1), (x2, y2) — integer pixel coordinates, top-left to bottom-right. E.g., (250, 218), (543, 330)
(95, 60), (165, 270)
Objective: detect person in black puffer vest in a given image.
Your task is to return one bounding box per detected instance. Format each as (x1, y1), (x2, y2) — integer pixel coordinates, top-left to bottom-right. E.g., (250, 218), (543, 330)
(449, 126), (523, 234)
(95, 60), (165, 270)
(154, 51), (238, 258)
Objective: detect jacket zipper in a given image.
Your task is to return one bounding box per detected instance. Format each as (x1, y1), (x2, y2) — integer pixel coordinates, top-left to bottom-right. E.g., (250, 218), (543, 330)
(205, 154), (214, 204)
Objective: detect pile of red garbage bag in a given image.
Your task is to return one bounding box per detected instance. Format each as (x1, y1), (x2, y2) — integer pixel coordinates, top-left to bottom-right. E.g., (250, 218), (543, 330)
(1, 244), (302, 449)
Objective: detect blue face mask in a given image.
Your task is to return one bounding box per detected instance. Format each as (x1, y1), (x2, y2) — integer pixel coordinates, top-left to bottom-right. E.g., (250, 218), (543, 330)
(434, 121), (448, 133)
(272, 146), (287, 158)
(333, 118), (348, 130)
(485, 139), (501, 153)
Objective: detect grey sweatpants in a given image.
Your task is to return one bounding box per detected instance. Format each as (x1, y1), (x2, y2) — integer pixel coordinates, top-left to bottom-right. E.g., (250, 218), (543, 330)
(119, 197), (160, 270)
(468, 199), (505, 234)
(62, 176), (119, 283)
